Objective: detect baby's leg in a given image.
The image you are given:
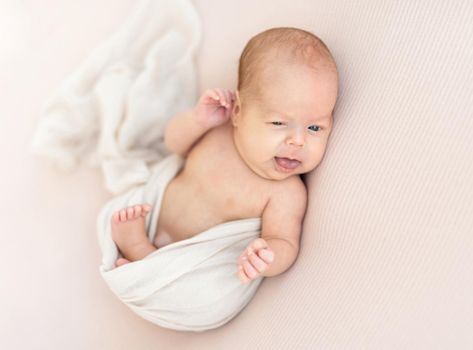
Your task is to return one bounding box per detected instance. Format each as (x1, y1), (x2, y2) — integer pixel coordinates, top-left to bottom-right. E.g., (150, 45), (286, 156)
(111, 204), (157, 266)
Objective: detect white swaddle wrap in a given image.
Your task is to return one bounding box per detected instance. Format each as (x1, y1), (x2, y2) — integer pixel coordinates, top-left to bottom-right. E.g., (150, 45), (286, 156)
(97, 153), (264, 332)
(29, 0), (265, 332)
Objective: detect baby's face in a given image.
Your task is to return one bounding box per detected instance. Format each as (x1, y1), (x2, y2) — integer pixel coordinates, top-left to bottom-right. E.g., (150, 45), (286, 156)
(231, 63), (338, 181)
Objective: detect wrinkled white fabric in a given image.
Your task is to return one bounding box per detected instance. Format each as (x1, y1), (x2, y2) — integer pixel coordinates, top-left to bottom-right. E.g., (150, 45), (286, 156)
(97, 153), (264, 332)
(30, 0), (201, 195)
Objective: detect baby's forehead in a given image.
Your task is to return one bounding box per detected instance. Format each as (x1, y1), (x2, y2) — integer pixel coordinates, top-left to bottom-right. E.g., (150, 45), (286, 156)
(255, 81), (334, 121)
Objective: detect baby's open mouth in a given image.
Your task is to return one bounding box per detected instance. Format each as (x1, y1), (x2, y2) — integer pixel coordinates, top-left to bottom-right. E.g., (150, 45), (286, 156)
(274, 157), (301, 171)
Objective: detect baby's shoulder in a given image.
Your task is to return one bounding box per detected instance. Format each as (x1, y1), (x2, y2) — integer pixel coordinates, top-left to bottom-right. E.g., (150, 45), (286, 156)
(200, 122), (232, 147)
(262, 176), (308, 241)
(269, 175), (307, 206)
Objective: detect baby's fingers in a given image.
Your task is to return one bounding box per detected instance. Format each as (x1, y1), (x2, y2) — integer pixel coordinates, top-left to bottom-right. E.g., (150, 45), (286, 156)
(201, 88), (234, 109)
(201, 89), (216, 100)
(242, 259), (260, 281)
(223, 89), (233, 107)
(257, 248), (274, 265)
(216, 88), (233, 108)
(247, 251), (270, 273)
(238, 265), (252, 284)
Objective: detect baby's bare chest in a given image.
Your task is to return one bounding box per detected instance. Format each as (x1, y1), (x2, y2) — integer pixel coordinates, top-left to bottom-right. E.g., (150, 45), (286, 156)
(155, 124), (270, 245)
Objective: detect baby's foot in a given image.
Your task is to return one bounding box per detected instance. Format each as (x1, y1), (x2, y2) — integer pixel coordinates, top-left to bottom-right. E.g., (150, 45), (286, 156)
(115, 258), (131, 268)
(111, 203), (157, 263)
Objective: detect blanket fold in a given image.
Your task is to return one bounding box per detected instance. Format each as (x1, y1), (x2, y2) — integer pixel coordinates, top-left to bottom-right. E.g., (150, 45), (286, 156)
(97, 153), (264, 332)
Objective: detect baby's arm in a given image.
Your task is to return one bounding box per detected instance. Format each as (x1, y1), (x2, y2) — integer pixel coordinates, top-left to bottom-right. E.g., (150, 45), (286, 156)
(164, 88), (235, 157)
(258, 178), (307, 277)
(164, 109), (210, 157)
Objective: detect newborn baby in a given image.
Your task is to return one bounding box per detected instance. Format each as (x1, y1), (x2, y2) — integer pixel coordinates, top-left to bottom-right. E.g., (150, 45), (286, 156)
(110, 27), (338, 284)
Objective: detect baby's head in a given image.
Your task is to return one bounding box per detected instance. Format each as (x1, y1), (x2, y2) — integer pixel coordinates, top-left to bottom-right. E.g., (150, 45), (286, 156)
(231, 27), (339, 181)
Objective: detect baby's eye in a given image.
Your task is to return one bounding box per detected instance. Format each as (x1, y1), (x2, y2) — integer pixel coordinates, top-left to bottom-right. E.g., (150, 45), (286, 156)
(271, 121), (284, 126)
(308, 125), (321, 132)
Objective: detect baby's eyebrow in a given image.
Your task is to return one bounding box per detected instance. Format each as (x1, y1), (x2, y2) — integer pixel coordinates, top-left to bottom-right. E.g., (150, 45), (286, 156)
(267, 109), (330, 122)
(312, 114), (331, 121)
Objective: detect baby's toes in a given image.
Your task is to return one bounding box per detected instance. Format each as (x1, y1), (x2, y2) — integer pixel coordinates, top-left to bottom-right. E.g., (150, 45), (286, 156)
(119, 209), (127, 221)
(133, 205), (142, 218)
(138, 204), (152, 217)
(112, 212), (120, 224)
(126, 207), (135, 220)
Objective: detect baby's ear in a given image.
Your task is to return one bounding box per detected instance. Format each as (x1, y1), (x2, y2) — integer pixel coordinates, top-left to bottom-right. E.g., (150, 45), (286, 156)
(231, 90), (241, 127)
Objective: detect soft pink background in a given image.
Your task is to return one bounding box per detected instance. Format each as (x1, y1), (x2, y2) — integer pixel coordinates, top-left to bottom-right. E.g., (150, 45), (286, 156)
(2, 1), (473, 349)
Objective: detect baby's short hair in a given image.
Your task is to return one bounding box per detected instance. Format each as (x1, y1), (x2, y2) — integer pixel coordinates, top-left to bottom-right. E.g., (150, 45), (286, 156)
(237, 27), (337, 104)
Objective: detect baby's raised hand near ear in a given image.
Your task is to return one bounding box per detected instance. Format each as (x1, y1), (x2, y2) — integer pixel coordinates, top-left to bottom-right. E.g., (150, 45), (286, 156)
(237, 238), (275, 284)
(194, 88), (236, 129)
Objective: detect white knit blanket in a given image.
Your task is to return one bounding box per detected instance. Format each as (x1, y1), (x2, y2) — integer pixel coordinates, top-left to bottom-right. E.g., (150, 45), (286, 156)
(30, 0), (265, 332)
(30, 0), (200, 195)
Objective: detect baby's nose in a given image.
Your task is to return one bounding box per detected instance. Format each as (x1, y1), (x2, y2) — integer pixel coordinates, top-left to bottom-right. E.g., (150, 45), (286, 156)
(287, 130), (305, 147)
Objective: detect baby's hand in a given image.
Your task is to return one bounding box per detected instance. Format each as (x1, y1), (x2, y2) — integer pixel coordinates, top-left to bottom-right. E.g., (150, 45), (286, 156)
(194, 88), (236, 129)
(237, 238), (275, 284)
